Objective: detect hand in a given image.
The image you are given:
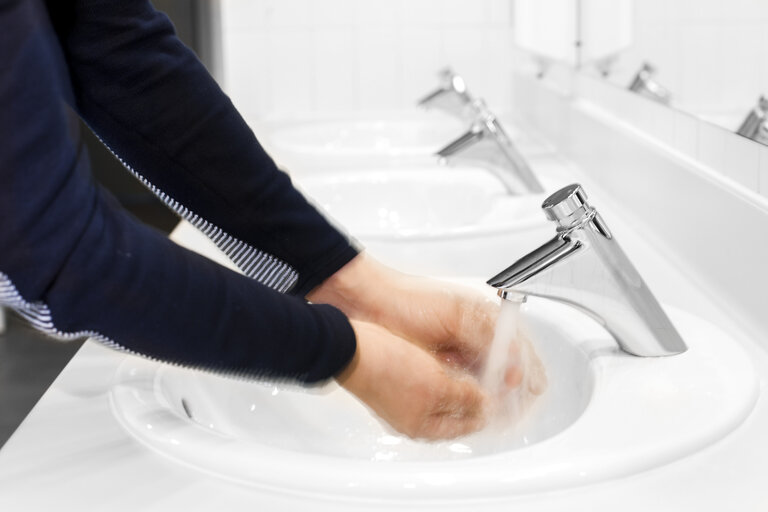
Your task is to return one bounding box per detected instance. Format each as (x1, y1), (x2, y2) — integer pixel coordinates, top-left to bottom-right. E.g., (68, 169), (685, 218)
(336, 319), (489, 440)
(309, 253), (546, 396)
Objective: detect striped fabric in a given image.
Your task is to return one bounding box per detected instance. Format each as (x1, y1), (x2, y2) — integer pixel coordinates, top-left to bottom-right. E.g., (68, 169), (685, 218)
(96, 136), (299, 294)
(0, 143), (300, 353)
(0, 272), (278, 380)
(0, 270), (116, 347)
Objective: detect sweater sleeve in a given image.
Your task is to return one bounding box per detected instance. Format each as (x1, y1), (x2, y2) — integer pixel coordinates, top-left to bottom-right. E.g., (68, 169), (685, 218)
(0, 0), (357, 383)
(46, 0), (360, 297)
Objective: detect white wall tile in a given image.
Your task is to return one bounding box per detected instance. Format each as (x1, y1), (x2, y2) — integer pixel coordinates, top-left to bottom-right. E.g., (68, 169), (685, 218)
(311, 0), (358, 26)
(313, 29), (358, 112)
(436, 0), (488, 26)
(478, 28), (515, 111)
(357, 27), (404, 109)
(266, 30), (315, 115)
(398, 0), (443, 26)
(626, 0), (768, 124)
(221, 31), (271, 118)
(440, 27), (487, 103)
(357, 1), (400, 26)
(220, 0), (266, 31)
(760, 31), (768, 101)
(401, 28), (443, 106)
(486, 0), (513, 27)
(220, 0), (513, 117)
(261, 0), (312, 27)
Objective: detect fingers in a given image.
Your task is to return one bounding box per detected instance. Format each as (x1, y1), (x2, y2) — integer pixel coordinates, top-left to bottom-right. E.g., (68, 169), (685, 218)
(341, 320), (490, 441)
(408, 294), (499, 376)
(502, 334), (548, 395)
(526, 343), (548, 396)
(504, 364), (525, 389)
(433, 374), (486, 418)
(419, 409), (487, 440)
(409, 374), (489, 440)
(364, 274), (500, 366)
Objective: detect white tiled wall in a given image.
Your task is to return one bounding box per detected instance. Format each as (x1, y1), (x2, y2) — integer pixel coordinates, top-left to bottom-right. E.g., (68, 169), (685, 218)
(219, 0), (517, 119)
(573, 71), (768, 203)
(611, 0), (768, 127)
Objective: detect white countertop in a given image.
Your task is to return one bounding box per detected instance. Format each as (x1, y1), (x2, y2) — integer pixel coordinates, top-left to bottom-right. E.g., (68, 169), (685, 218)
(2, 126), (768, 510)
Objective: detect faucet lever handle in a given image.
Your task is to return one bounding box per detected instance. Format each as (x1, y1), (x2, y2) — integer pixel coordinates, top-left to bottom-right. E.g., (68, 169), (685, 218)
(758, 95), (768, 114)
(542, 183), (591, 228)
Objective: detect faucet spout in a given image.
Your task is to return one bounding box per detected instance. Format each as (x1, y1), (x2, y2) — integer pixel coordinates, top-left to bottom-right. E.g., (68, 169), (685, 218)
(487, 183), (687, 357)
(736, 95), (768, 145)
(417, 68), (473, 120)
(487, 235), (580, 290)
(436, 125), (485, 159)
(435, 100), (545, 195)
(628, 62), (672, 105)
(418, 86), (451, 107)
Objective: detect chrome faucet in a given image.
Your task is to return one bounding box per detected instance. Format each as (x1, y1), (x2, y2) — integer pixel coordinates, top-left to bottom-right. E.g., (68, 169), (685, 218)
(417, 68), (474, 121)
(736, 96), (768, 145)
(487, 184), (687, 357)
(628, 63), (672, 105)
(435, 100), (545, 195)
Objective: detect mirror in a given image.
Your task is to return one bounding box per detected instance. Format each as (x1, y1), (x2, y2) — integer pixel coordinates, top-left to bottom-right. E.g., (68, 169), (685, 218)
(576, 0), (768, 145)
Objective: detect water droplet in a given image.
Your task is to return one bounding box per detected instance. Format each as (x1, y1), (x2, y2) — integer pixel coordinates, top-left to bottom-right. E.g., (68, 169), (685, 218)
(378, 435), (402, 446)
(448, 443), (473, 454)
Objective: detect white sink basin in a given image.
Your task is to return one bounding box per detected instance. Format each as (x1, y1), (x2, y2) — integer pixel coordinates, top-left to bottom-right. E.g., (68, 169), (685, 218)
(266, 117), (465, 158)
(298, 166), (547, 241)
(259, 114), (553, 163)
(110, 300), (757, 501)
(293, 163), (562, 276)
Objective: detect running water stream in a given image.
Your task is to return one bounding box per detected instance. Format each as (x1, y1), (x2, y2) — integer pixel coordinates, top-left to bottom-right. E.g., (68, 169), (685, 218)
(481, 298), (523, 394)
(480, 296), (546, 431)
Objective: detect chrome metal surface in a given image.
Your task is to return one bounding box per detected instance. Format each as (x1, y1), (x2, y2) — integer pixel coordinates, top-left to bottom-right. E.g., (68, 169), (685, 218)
(628, 63), (672, 105)
(488, 184), (687, 357)
(736, 96), (768, 145)
(436, 100), (545, 195)
(417, 68), (474, 121)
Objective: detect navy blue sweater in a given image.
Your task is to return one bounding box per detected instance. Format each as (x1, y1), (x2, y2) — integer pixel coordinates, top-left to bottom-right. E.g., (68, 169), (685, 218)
(0, 0), (359, 382)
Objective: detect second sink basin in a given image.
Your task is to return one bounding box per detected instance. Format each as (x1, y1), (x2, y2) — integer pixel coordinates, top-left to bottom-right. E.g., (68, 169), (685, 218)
(298, 166), (547, 240)
(256, 112), (554, 168)
(292, 162), (565, 276)
(265, 116), (465, 158)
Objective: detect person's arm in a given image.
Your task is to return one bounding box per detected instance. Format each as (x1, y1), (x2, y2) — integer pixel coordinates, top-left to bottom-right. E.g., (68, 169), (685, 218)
(312, 253), (548, 438)
(1, 0), (531, 439)
(0, 0), (354, 383)
(47, 0), (357, 296)
(45, 0), (544, 436)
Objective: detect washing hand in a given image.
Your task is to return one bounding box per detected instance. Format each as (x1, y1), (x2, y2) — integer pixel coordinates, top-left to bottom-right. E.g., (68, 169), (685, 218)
(309, 253), (546, 439)
(337, 319), (487, 439)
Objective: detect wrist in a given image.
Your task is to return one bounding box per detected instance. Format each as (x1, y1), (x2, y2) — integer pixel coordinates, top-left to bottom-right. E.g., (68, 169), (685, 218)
(307, 252), (397, 323)
(334, 319), (379, 399)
